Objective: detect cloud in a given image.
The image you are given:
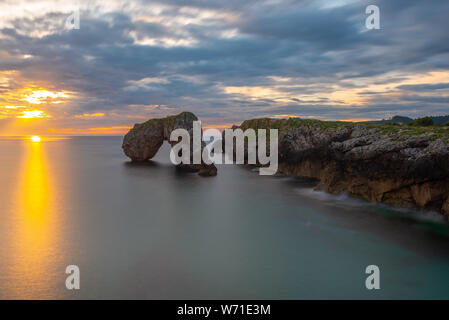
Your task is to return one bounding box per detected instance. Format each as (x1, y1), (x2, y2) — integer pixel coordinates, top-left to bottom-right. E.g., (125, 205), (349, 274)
(0, 0), (449, 134)
(397, 83), (449, 92)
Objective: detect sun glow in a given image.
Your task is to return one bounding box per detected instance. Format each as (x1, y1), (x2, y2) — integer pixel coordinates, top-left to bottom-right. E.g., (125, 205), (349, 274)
(22, 89), (69, 104)
(30, 136), (41, 142)
(18, 110), (48, 119)
(5, 139), (60, 298)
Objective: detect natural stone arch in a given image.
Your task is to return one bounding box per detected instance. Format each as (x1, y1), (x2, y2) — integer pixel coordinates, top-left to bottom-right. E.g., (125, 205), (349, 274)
(122, 112), (217, 176)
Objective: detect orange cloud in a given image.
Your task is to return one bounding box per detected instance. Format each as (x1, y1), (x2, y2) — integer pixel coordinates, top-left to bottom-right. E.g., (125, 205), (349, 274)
(202, 123), (235, 130)
(47, 126), (131, 135)
(340, 118), (376, 122)
(271, 114), (299, 119)
(75, 113), (105, 118)
(87, 126), (131, 131)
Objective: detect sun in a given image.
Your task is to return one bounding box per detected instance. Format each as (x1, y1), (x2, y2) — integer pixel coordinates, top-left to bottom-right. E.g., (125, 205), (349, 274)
(30, 136), (41, 142)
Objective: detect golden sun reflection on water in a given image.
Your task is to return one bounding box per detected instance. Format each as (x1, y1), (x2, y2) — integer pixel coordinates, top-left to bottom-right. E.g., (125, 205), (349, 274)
(6, 139), (61, 298)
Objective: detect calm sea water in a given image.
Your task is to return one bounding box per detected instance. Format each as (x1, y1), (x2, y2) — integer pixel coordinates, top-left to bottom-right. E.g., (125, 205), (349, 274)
(0, 136), (448, 299)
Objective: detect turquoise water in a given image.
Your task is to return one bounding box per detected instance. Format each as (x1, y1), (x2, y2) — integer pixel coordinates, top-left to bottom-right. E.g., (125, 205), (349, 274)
(0, 136), (448, 299)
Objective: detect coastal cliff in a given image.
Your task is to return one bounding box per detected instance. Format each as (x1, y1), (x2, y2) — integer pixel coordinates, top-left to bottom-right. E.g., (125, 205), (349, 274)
(122, 112), (217, 176)
(238, 118), (449, 217)
(122, 112), (449, 215)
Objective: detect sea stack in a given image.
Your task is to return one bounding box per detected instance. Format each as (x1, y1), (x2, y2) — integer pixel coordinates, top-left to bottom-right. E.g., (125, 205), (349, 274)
(122, 112), (217, 176)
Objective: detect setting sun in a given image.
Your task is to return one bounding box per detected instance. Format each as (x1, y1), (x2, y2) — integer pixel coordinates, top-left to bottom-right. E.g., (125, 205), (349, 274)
(30, 136), (41, 142)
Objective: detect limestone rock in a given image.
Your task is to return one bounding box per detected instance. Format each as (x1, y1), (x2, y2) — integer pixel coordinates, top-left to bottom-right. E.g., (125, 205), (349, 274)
(443, 197), (449, 217)
(238, 118), (449, 217)
(122, 112), (217, 176)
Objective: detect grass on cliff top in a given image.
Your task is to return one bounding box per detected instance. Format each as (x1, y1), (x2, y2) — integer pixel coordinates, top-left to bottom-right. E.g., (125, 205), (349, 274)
(357, 123), (449, 144)
(140, 111), (197, 127)
(238, 117), (449, 142)
(362, 122), (449, 139)
(239, 117), (353, 131)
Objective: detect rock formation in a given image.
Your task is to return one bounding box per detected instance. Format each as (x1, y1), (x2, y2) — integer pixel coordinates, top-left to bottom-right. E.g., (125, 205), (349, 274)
(122, 112), (217, 176)
(237, 118), (449, 217)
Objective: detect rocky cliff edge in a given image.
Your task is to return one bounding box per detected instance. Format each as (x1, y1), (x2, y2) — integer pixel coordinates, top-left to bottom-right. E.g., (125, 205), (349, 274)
(238, 118), (449, 217)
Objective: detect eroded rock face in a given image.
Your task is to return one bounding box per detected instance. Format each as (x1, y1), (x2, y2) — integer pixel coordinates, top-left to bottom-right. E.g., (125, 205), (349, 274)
(238, 118), (449, 217)
(122, 112), (217, 176)
(443, 197), (449, 216)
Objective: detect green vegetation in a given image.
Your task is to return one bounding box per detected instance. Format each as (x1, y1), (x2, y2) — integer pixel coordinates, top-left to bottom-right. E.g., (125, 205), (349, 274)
(239, 117), (352, 132)
(238, 116), (449, 143)
(135, 113), (449, 143)
(363, 123), (448, 141)
(408, 117), (434, 126)
(141, 112), (197, 128)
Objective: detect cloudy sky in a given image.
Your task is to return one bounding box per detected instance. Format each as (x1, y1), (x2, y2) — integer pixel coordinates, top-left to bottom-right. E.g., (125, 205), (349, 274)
(0, 0), (448, 135)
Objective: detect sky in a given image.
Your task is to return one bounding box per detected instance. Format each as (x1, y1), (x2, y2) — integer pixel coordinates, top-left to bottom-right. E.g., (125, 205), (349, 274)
(0, 0), (448, 135)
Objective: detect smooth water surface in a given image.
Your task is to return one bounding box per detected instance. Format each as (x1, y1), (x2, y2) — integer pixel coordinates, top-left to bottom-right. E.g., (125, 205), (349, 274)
(0, 136), (448, 299)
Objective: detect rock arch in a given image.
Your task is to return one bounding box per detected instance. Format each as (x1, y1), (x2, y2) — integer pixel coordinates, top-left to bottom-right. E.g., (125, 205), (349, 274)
(122, 112), (217, 176)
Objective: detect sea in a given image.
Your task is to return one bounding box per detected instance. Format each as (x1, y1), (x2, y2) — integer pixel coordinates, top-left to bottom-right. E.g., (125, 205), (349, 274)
(0, 136), (448, 299)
